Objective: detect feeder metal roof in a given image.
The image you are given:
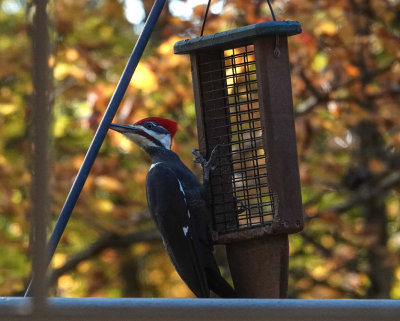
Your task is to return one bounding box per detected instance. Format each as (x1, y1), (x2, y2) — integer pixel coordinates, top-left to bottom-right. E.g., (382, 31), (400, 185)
(174, 21), (301, 54)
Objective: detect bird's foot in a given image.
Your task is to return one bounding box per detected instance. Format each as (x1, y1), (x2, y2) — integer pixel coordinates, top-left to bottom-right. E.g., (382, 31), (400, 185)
(234, 197), (246, 214)
(192, 145), (220, 181)
(192, 145), (220, 171)
(192, 148), (205, 166)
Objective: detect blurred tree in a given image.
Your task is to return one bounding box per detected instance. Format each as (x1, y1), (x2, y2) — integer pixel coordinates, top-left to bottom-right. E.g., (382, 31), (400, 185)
(0, 0), (399, 298)
(284, 0), (400, 298)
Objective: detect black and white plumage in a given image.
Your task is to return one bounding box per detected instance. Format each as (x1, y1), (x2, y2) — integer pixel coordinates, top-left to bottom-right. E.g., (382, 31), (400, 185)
(109, 117), (236, 298)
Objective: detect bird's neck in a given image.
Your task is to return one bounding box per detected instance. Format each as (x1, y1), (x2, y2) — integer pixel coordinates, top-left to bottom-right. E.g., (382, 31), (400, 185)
(145, 146), (179, 163)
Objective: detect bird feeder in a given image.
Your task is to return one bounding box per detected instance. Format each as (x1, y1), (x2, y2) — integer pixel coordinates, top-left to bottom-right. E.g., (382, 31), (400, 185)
(174, 21), (303, 298)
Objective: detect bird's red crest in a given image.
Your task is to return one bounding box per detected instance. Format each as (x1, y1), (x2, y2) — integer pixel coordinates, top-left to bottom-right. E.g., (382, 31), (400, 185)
(135, 117), (178, 138)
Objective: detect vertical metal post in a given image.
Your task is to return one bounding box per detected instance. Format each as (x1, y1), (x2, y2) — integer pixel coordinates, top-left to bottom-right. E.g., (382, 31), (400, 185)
(25, 0), (167, 297)
(30, 0), (50, 311)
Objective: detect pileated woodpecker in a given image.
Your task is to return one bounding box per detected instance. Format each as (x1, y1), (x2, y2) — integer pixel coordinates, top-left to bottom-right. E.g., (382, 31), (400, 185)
(109, 117), (236, 298)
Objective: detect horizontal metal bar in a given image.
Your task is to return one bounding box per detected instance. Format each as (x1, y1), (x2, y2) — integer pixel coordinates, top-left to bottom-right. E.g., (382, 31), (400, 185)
(200, 59), (256, 72)
(203, 89), (258, 104)
(197, 51), (256, 68)
(208, 126), (261, 139)
(213, 164), (268, 175)
(202, 78), (258, 95)
(1, 298), (399, 321)
(201, 101), (261, 117)
(202, 49), (255, 64)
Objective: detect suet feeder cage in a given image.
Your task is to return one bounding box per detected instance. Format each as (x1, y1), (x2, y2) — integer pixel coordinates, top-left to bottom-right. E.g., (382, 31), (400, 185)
(174, 21), (304, 244)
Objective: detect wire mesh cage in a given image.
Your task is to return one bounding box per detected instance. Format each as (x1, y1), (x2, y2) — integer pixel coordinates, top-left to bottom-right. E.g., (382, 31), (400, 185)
(197, 45), (273, 233)
(175, 21), (304, 242)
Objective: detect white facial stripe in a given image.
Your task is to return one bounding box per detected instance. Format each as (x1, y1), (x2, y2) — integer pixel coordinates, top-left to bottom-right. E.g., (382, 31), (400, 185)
(182, 226), (189, 236)
(139, 126), (172, 150)
(121, 125), (172, 150)
(124, 131), (158, 148)
(159, 135), (172, 150)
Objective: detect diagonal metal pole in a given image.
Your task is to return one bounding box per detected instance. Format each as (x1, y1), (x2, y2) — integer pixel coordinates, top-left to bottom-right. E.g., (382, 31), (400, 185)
(25, 0), (167, 297)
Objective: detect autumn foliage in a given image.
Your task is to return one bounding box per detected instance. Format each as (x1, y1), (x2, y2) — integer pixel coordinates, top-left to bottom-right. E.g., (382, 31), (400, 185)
(0, 0), (399, 298)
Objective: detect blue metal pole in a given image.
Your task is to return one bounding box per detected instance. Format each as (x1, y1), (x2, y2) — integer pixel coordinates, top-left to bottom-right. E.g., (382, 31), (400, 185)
(25, 0), (166, 297)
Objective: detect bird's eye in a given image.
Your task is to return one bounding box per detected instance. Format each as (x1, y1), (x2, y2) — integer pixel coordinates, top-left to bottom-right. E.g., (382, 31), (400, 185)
(145, 123), (154, 130)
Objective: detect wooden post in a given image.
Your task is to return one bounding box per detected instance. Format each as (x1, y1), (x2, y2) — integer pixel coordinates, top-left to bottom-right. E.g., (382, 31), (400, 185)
(255, 36), (303, 235)
(226, 234), (288, 298)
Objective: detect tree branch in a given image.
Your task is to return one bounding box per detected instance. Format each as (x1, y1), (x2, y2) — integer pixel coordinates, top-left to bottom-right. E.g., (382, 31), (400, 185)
(48, 229), (161, 286)
(294, 58), (400, 116)
(331, 170), (400, 214)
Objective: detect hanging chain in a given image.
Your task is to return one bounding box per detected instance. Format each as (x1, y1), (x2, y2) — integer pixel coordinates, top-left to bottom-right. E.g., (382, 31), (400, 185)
(266, 0), (279, 57)
(266, 0), (277, 21)
(200, 0), (277, 37)
(200, 0), (212, 36)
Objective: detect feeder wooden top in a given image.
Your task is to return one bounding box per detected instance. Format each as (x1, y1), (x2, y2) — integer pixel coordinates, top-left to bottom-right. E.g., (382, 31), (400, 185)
(174, 21), (301, 54)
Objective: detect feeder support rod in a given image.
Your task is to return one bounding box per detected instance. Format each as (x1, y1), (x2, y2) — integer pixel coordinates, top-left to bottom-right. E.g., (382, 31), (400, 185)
(24, 0), (167, 297)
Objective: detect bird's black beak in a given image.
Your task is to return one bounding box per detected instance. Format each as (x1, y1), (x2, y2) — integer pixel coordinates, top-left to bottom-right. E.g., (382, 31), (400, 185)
(109, 123), (138, 134)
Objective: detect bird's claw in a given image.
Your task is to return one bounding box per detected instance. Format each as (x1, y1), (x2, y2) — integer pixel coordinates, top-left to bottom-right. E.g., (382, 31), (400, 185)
(192, 145), (220, 171)
(234, 197), (246, 214)
(192, 145), (221, 183)
(192, 148), (204, 165)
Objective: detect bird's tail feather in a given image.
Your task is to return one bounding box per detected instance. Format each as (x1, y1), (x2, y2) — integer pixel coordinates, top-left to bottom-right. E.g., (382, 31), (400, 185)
(205, 268), (237, 298)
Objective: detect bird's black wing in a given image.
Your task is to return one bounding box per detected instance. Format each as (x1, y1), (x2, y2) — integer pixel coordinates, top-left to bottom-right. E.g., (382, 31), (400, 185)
(146, 163), (209, 297)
